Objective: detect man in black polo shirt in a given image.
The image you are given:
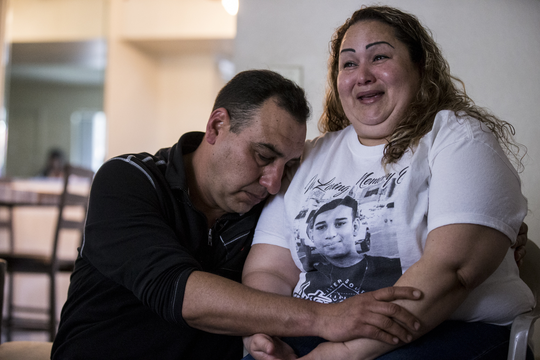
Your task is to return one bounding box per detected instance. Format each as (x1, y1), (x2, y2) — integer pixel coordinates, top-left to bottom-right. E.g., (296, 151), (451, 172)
(52, 70), (422, 360)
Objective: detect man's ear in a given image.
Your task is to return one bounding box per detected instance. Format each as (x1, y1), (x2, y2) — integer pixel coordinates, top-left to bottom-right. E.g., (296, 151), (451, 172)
(205, 108), (230, 145)
(353, 217), (360, 237)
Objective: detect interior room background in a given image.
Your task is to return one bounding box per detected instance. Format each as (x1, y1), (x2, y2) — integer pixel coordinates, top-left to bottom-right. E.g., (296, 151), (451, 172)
(0, 0), (538, 349)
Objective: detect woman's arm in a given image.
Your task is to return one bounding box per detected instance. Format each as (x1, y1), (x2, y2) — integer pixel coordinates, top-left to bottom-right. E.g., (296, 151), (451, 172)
(242, 244), (301, 296)
(241, 244), (422, 351)
(300, 223), (511, 360)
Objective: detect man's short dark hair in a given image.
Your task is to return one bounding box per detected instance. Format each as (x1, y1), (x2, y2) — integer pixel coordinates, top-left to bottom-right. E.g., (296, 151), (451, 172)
(212, 69), (310, 133)
(308, 196), (358, 229)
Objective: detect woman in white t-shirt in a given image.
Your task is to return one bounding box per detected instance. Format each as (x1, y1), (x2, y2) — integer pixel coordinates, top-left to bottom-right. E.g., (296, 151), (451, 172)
(242, 5), (534, 360)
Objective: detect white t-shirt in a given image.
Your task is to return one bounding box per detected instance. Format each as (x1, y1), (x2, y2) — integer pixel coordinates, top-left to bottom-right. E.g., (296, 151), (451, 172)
(253, 110), (534, 325)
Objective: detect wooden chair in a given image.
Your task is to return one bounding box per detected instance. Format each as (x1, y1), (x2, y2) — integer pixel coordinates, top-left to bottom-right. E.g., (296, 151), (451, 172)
(0, 164), (94, 341)
(508, 240), (540, 360)
(0, 258), (53, 359)
(0, 177), (15, 252)
(1, 258), (4, 341)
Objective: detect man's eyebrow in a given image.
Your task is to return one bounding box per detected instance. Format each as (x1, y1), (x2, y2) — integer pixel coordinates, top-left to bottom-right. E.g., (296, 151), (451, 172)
(255, 142), (302, 163)
(340, 41), (394, 54)
(287, 157), (302, 164)
(256, 142), (284, 157)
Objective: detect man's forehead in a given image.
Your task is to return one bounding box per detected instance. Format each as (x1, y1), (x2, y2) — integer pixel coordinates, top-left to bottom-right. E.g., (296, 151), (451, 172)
(244, 118), (305, 159)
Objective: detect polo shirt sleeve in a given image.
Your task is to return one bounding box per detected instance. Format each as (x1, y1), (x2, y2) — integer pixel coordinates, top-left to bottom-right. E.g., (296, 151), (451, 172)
(82, 158), (201, 325)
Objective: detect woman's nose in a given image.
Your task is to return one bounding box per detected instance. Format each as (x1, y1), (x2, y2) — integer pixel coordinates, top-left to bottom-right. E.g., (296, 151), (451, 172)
(356, 63), (375, 85)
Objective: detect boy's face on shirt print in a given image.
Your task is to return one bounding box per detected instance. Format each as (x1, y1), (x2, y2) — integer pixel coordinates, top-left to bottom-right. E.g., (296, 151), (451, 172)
(311, 205), (360, 262)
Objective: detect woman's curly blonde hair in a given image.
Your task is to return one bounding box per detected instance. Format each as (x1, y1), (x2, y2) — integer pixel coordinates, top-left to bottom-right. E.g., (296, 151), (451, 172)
(320, 5), (523, 169)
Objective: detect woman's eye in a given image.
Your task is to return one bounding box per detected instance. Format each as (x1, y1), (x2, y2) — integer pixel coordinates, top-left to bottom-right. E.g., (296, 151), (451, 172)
(373, 55), (388, 61)
(342, 61), (355, 68)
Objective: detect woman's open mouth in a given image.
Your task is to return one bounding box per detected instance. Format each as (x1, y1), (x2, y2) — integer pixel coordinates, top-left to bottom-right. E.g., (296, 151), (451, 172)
(357, 91), (384, 101)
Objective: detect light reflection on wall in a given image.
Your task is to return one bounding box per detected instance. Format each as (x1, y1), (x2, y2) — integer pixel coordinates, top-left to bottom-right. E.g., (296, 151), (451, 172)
(70, 110), (107, 172)
(0, 111), (6, 176)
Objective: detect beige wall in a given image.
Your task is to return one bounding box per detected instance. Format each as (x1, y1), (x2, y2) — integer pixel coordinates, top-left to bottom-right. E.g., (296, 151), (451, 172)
(104, 2), (161, 156)
(104, 35), (227, 157)
(104, 0), (234, 157)
(119, 0), (235, 40)
(155, 53), (224, 148)
(9, 0), (106, 42)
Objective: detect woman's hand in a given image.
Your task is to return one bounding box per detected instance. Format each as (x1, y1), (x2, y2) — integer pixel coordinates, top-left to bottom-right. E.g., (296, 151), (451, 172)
(243, 334), (298, 360)
(298, 341), (361, 360)
(513, 222), (528, 267)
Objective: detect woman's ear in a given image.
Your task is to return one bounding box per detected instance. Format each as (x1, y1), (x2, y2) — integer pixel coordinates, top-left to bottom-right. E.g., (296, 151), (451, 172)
(205, 108), (230, 145)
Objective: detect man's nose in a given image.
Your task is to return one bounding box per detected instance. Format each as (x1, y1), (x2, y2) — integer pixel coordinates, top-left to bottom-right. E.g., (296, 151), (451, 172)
(325, 226), (337, 239)
(259, 164), (284, 195)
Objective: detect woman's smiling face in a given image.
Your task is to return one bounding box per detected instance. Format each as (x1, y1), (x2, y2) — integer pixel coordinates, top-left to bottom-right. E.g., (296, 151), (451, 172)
(337, 20), (421, 146)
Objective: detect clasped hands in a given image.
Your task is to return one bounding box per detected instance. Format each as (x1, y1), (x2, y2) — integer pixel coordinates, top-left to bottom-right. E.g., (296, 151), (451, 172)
(244, 223), (529, 360)
(243, 286), (422, 360)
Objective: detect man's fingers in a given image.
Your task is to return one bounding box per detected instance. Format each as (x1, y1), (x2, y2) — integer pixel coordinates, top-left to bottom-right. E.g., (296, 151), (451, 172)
(324, 288), (422, 344)
(369, 287), (422, 336)
(354, 321), (403, 345)
(351, 308), (415, 344)
(371, 286), (422, 302)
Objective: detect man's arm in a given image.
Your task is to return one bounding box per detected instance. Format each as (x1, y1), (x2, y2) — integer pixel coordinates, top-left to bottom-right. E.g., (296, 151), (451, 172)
(85, 159), (418, 345)
(209, 244), (422, 346)
(300, 224), (510, 360)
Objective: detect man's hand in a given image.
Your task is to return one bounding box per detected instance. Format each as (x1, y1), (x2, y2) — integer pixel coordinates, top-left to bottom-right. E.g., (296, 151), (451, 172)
(319, 286), (421, 345)
(243, 334), (298, 360)
(242, 245), (421, 345)
(243, 287), (422, 359)
(513, 222), (528, 267)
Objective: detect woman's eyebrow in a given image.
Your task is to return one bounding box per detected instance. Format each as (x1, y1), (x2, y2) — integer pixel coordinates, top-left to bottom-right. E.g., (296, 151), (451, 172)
(340, 41), (395, 54)
(366, 41), (394, 49)
(340, 48), (355, 54)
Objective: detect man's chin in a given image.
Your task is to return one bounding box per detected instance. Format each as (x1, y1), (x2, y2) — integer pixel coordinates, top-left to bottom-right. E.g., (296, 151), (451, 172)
(243, 190), (268, 205)
(229, 200), (258, 215)
(224, 192), (267, 214)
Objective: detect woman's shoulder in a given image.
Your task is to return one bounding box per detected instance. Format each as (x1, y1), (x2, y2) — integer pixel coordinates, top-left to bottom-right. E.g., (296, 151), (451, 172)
(428, 110), (499, 147)
(282, 126), (356, 193)
(303, 126), (355, 156)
